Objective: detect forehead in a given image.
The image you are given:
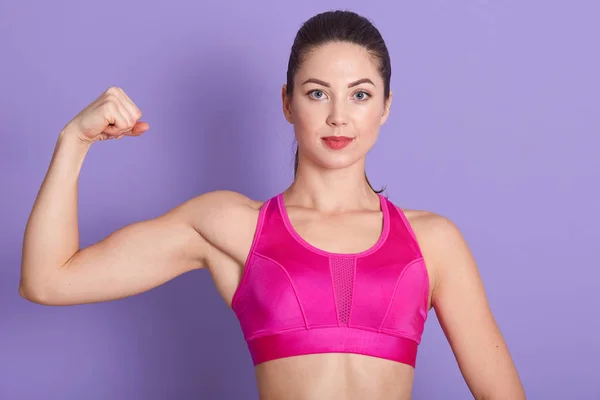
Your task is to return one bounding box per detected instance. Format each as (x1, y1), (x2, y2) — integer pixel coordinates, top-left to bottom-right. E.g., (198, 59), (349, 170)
(296, 42), (381, 81)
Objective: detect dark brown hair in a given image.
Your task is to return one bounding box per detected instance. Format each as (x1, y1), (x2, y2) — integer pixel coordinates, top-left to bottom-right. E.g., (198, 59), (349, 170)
(286, 10), (391, 193)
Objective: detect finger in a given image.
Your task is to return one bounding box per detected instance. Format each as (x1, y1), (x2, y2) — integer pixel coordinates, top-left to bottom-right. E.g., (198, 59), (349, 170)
(119, 89), (143, 120)
(102, 102), (132, 136)
(103, 125), (124, 136)
(114, 121), (149, 138)
(129, 121), (149, 136)
(113, 94), (138, 130)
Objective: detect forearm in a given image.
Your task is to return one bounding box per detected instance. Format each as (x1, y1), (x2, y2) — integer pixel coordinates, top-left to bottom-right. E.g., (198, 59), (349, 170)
(469, 365), (526, 400)
(20, 127), (91, 297)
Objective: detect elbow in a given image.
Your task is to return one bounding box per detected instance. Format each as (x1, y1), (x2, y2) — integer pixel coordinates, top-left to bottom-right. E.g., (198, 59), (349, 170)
(19, 280), (55, 306)
(19, 283), (43, 304)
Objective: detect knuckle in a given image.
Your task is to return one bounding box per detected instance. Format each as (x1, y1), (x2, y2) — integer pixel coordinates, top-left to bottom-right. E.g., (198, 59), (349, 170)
(103, 92), (117, 103)
(106, 86), (120, 95)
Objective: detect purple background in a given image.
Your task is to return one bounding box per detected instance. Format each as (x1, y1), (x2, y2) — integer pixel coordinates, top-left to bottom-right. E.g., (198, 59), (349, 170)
(1, 1), (598, 399)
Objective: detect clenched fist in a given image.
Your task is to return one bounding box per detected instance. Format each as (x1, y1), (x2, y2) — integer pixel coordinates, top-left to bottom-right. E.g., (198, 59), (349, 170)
(64, 86), (149, 144)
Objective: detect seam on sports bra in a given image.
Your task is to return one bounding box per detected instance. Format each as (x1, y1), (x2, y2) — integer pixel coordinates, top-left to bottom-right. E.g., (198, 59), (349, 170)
(391, 204), (431, 315)
(393, 205), (423, 257)
(246, 325), (420, 343)
(253, 252), (309, 328)
(230, 199), (270, 310)
(378, 327), (420, 343)
(349, 324), (420, 343)
(328, 257), (341, 326)
(422, 259), (431, 320)
(246, 325), (311, 341)
(378, 257), (426, 332)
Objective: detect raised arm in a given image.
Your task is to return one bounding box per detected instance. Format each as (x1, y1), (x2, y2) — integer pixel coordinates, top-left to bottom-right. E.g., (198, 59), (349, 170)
(19, 87), (250, 306)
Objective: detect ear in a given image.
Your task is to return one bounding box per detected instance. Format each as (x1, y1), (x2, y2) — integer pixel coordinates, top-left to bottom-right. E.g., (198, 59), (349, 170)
(380, 90), (393, 125)
(282, 84), (293, 124)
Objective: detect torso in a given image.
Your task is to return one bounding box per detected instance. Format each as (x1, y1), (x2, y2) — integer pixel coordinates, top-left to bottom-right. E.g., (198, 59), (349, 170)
(202, 192), (436, 400)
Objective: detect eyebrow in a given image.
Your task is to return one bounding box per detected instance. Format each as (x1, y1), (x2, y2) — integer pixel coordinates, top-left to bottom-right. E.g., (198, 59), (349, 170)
(301, 78), (375, 88)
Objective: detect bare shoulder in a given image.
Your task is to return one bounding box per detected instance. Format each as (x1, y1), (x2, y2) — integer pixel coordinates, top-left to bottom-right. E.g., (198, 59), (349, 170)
(183, 189), (263, 213)
(174, 190), (263, 227)
(394, 204), (468, 298)
(176, 190), (264, 264)
(399, 207), (462, 245)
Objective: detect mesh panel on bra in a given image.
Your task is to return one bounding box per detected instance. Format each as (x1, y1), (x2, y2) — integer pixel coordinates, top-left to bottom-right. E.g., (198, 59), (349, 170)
(330, 257), (356, 326)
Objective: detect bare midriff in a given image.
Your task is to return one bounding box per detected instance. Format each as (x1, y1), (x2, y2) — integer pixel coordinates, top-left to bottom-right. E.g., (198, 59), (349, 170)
(255, 353), (415, 400)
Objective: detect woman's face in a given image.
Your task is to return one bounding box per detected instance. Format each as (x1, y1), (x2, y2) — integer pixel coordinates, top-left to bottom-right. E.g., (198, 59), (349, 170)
(283, 41), (392, 171)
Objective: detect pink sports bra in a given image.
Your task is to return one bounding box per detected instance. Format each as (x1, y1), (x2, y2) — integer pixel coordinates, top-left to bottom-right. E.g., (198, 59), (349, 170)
(231, 193), (429, 368)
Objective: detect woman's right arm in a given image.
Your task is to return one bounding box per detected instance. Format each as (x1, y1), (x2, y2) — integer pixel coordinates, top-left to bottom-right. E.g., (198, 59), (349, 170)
(19, 87), (244, 306)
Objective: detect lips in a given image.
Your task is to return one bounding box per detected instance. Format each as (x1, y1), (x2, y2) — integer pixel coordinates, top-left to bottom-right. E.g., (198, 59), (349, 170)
(322, 136), (354, 150)
(322, 136), (353, 141)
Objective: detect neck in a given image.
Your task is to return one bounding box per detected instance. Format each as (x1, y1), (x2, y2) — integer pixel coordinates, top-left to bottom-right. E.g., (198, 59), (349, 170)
(286, 159), (381, 213)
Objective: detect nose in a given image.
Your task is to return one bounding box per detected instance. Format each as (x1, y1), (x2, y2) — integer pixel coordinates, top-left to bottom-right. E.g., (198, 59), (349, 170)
(326, 99), (348, 127)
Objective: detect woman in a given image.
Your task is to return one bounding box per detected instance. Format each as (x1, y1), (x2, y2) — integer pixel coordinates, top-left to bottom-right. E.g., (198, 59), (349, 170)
(20, 10), (526, 400)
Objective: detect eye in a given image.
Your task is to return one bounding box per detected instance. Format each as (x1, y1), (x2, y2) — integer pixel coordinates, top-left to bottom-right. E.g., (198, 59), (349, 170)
(308, 90), (327, 100)
(354, 91), (370, 101)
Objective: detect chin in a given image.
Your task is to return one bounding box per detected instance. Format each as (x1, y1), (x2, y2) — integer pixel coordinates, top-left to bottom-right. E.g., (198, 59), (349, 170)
(314, 152), (365, 171)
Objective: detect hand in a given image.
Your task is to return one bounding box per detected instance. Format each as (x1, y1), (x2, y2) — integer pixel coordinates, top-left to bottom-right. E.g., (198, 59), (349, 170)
(64, 86), (149, 144)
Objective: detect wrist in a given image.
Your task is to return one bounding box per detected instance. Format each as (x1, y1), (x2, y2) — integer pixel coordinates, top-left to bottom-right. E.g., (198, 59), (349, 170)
(57, 124), (93, 151)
